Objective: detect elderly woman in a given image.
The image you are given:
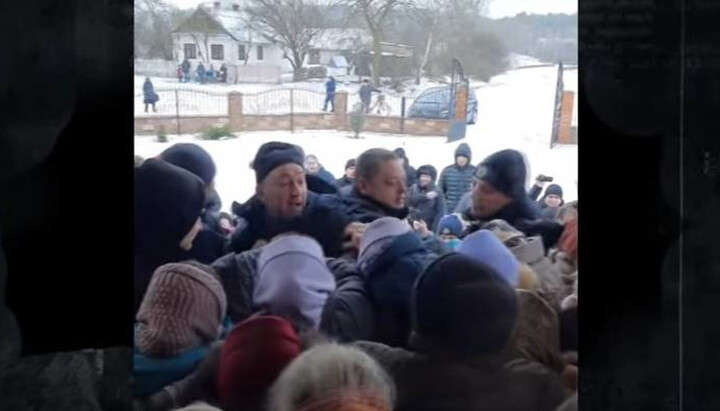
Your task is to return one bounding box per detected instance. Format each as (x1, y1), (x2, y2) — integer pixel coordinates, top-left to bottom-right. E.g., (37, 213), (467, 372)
(269, 343), (395, 411)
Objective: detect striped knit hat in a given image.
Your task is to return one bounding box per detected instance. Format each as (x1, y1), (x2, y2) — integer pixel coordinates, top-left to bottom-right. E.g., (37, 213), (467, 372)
(136, 262), (227, 357)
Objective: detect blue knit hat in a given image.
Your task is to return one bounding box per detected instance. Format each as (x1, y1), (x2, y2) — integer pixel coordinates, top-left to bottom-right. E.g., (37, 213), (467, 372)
(436, 214), (463, 238)
(457, 229), (519, 287)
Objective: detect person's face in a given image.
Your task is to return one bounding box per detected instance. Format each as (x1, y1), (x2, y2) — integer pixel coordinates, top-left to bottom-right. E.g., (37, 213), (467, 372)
(358, 160), (407, 209)
(545, 194), (562, 208)
(305, 158), (320, 174)
(419, 174), (432, 187)
(179, 218), (203, 251)
(456, 156), (469, 167)
(471, 179), (513, 218)
(346, 165), (356, 179)
(258, 163), (307, 220)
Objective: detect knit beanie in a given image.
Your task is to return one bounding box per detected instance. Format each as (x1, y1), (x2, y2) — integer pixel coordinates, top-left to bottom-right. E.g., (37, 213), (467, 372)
(412, 253), (518, 356)
(393, 147), (407, 161)
(457, 230), (519, 287)
(475, 149), (528, 201)
(136, 262), (227, 357)
(252, 142), (305, 183)
(544, 184), (564, 199)
(217, 315), (302, 410)
(345, 158), (357, 170)
(254, 235), (336, 329)
(357, 217), (412, 270)
(436, 214), (464, 238)
(159, 143), (217, 186)
(135, 159), (206, 260)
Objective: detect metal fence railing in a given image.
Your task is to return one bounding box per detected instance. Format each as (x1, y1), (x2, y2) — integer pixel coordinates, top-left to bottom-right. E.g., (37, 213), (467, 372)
(347, 93), (412, 117)
(134, 88), (229, 118)
(241, 88), (328, 115)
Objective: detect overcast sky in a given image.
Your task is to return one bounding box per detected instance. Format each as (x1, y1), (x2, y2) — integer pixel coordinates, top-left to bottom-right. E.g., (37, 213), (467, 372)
(163, 0), (577, 18)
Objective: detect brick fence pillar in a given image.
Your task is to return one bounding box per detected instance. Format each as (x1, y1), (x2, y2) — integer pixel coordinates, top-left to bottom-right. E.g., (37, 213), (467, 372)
(228, 92), (243, 132)
(557, 91), (575, 144)
(334, 91), (348, 131)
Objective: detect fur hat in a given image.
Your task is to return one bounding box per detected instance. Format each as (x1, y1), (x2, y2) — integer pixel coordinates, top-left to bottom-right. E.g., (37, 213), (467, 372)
(475, 149), (528, 201)
(252, 142), (305, 183)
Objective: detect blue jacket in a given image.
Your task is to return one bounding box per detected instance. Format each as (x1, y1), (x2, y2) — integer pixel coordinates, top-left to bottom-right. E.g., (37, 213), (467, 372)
(361, 231), (437, 348)
(359, 84), (379, 103)
(326, 79), (336, 95)
(134, 345), (210, 397)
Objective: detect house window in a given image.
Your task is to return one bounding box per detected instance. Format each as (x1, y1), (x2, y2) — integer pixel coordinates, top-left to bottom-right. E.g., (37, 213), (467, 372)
(211, 44), (224, 60)
(184, 43), (197, 59)
(257, 46), (264, 61)
(232, 4), (240, 11)
(309, 49), (320, 65)
(238, 45), (246, 61)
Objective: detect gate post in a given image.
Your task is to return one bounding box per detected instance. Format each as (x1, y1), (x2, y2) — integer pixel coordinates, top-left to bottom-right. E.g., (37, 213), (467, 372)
(228, 92), (243, 132)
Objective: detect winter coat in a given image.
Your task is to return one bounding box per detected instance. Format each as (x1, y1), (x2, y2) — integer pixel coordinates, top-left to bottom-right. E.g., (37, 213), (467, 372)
(325, 79), (336, 96)
(511, 236), (566, 311)
(134, 344), (210, 398)
(197, 64), (205, 76)
(355, 341), (568, 411)
(408, 166), (446, 231)
(359, 84), (379, 103)
(463, 197), (564, 250)
(143, 81), (157, 104)
(320, 258), (376, 342)
(360, 231), (437, 348)
(181, 60), (191, 73)
(335, 175), (354, 189)
(211, 249), (262, 325)
(177, 228), (227, 265)
(311, 167), (336, 186)
(439, 143), (477, 212)
(306, 173), (338, 195)
(229, 192), (348, 258)
(340, 187), (409, 223)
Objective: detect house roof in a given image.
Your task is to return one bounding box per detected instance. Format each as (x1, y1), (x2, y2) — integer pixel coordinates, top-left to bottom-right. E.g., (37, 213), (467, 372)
(309, 28), (372, 51)
(173, 6), (272, 45)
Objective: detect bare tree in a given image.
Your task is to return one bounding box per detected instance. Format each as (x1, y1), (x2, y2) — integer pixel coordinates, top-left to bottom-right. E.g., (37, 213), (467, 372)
(342, 0), (409, 85)
(244, 0), (325, 81)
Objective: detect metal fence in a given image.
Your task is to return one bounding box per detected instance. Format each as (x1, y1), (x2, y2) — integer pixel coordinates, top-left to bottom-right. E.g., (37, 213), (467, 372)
(347, 93), (413, 117)
(241, 88), (328, 115)
(134, 88), (229, 118)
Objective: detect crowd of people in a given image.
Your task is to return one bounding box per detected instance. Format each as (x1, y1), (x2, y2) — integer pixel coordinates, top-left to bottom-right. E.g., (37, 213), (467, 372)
(177, 59), (228, 84)
(133, 140), (578, 411)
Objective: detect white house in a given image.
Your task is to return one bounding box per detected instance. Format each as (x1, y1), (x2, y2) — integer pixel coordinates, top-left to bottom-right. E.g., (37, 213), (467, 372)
(172, 1), (413, 81)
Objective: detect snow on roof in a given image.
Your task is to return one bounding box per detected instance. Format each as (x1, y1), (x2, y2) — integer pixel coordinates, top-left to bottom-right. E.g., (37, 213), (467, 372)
(212, 10), (272, 44)
(309, 29), (372, 51)
(329, 55), (349, 68)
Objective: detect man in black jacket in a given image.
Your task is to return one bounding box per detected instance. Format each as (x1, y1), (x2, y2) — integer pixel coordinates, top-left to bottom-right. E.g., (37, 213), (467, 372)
(408, 165), (446, 232)
(439, 142), (476, 212)
(464, 149), (564, 249)
(229, 142), (350, 257)
(341, 148), (409, 223)
(336, 158), (356, 190)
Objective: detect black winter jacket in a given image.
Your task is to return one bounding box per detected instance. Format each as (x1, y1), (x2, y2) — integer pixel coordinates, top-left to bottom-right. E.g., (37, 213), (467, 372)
(355, 341), (568, 411)
(408, 166), (446, 231)
(340, 188), (409, 223)
(229, 192), (348, 257)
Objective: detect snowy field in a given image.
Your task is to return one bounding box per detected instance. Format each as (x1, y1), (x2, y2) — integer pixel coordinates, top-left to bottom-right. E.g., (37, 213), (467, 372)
(135, 66), (578, 212)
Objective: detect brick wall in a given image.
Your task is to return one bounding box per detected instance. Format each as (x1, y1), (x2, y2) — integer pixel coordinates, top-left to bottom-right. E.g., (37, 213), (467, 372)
(135, 89), (449, 137)
(134, 116), (229, 135)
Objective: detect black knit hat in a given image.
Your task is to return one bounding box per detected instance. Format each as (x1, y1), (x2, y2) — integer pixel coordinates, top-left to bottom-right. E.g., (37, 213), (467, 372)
(475, 149), (527, 201)
(393, 147), (407, 160)
(544, 184), (563, 198)
(345, 158), (357, 170)
(454, 143), (472, 163)
(416, 164), (438, 182)
(252, 142), (305, 183)
(411, 253), (518, 356)
(135, 159), (206, 258)
(159, 143), (217, 186)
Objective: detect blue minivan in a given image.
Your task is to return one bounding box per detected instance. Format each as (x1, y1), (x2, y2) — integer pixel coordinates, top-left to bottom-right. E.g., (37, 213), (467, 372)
(407, 86), (479, 124)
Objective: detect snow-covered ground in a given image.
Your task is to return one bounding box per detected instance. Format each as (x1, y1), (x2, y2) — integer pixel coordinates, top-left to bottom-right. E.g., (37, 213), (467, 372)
(135, 65), (578, 212)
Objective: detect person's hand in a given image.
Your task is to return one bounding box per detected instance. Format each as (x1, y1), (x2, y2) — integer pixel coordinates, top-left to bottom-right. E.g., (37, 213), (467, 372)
(412, 219), (430, 238)
(342, 222), (366, 255)
(426, 191), (438, 200)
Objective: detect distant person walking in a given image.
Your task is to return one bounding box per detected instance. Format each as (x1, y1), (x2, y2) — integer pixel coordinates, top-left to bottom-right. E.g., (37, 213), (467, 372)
(177, 65), (184, 83)
(181, 58), (191, 83)
(359, 79), (380, 114)
(143, 77), (158, 113)
(196, 62), (206, 84)
(219, 64), (228, 83)
(323, 76), (336, 112)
